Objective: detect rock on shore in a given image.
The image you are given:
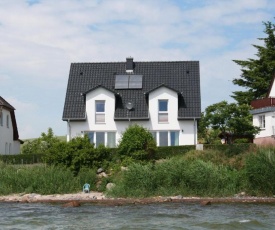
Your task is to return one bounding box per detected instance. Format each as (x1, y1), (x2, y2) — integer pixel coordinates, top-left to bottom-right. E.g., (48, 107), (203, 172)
(0, 191), (105, 203)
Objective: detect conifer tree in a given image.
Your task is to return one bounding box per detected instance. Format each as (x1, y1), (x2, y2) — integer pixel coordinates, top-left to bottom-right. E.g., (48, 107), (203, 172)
(232, 20), (275, 104)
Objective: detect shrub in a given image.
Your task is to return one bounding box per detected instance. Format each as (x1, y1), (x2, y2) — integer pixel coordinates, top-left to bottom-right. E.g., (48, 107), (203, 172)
(21, 128), (61, 155)
(117, 124), (157, 161)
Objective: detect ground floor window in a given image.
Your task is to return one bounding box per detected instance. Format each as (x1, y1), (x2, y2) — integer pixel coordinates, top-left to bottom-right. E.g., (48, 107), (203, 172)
(170, 131), (179, 146)
(150, 130), (179, 146)
(259, 115), (265, 129)
(84, 131), (116, 148)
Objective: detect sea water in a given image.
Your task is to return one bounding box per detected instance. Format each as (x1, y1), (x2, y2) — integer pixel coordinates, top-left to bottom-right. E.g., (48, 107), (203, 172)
(1, 202), (275, 229)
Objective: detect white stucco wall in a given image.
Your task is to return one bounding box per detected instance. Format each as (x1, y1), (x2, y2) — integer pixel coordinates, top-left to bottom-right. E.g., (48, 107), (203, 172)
(269, 80), (275, 97)
(67, 86), (198, 146)
(0, 108), (20, 154)
(253, 111), (275, 138)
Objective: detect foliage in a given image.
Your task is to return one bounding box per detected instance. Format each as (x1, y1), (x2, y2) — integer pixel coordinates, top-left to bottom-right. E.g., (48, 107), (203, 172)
(117, 124), (157, 161)
(0, 153), (45, 164)
(108, 159), (241, 198)
(21, 128), (61, 155)
(199, 101), (260, 143)
(244, 147), (275, 195)
(44, 135), (112, 175)
(232, 20), (275, 104)
(155, 145), (195, 159)
(0, 164), (97, 195)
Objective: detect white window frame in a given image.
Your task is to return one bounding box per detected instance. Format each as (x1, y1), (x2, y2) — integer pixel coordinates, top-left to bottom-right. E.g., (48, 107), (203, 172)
(158, 100), (168, 123)
(259, 115), (265, 129)
(95, 100), (105, 123)
(85, 131), (116, 148)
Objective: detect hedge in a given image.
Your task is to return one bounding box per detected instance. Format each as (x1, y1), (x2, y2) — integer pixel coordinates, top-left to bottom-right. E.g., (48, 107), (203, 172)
(0, 154), (45, 164)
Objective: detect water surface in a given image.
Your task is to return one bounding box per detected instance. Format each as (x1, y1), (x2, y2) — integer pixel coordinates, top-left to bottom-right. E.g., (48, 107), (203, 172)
(1, 202), (275, 229)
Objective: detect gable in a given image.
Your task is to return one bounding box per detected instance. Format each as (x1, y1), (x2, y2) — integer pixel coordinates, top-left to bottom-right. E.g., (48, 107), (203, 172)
(268, 74), (275, 97)
(0, 96), (19, 141)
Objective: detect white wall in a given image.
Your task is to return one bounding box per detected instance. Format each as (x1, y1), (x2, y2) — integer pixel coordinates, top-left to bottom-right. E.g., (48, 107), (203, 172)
(269, 80), (275, 97)
(68, 86), (198, 146)
(253, 112), (275, 138)
(0, 108), (20, 154)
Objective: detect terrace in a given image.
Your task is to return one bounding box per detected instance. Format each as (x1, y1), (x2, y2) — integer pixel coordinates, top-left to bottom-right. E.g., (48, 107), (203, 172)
(251, 97), (275, 109)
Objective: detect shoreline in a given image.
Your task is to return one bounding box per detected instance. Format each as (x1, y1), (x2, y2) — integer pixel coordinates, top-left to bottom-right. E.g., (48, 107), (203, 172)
(1, 192), (275, 205)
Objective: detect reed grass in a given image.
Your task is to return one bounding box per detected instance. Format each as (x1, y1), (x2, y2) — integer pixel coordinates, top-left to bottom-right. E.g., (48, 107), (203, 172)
(108, 158), (241, 198)
(0, 162), (97, 195)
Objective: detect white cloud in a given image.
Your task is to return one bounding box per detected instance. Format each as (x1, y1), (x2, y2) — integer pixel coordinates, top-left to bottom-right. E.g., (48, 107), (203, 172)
(0, 0), (274, 138)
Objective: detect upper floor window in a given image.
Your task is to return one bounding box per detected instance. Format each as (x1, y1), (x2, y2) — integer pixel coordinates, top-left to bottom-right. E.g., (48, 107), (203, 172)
(95, 101), (105, 123)
(259, 115), (265, 129)
(158, 100), (168, 123)
(6, 115), (9, 128)
(0, 111), (2, 126)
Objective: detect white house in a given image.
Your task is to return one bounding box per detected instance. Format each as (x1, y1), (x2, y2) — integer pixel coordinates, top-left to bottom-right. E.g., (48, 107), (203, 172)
(251, 75), (275, 145)
(62, 57), (201, 147)
(0, 96), (22, 154)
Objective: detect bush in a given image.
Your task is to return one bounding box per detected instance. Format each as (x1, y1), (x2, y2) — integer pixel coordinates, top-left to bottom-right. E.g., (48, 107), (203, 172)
(21, 128), (61, 155)
(117, 124), (157, 161)
(44, 135), (112, 175)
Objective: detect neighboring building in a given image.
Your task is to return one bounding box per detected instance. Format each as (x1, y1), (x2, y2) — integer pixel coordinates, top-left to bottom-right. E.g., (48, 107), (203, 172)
(62, 57), (201, 147)
(251, 75), (275, 145)
(0, 96), (22, 154)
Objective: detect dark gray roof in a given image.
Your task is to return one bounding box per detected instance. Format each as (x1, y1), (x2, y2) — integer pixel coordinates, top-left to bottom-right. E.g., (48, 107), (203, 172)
(62, 59), (201, 121)
(0, 96), (15, 110)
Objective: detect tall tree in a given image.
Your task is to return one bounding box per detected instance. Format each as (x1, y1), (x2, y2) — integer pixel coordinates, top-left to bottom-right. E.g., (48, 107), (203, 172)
(199, 101), (260, 143)
(232, 20), (275, 104)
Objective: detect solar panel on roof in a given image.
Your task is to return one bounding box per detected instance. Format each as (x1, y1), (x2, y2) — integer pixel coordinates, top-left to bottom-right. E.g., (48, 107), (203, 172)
(115, 75), (143, 89)
(129, 75), (142, 89)
(115, 75), (129, 89)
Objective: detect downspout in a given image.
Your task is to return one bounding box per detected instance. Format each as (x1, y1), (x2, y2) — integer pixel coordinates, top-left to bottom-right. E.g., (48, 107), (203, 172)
(68, 119), (71, 142)
(194, 118), (196, 145)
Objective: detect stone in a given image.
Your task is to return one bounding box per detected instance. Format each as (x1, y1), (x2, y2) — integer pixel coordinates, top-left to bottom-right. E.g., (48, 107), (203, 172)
(106, 183), (115, 190)
(97, 168), (104, 174)
(62, 201), (81, 207)
(97, 172), (108, 178)
(200, 200), (211, 206)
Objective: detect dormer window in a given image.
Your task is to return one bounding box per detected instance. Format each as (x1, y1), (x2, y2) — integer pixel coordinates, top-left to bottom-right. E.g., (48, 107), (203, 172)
(95, 101), (105, 123)
(158, 100), (168, 123)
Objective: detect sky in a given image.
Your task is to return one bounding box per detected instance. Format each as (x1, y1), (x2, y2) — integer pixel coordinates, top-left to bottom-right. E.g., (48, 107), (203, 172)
(0, 0), (275, 139)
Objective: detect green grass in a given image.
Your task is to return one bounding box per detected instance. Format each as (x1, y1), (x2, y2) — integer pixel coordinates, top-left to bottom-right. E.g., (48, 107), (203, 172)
(0, 162), (96, 195)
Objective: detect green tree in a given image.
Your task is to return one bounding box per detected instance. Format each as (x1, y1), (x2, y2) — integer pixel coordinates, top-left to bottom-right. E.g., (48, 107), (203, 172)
(117, 124), (157, 161)
(21, 128), (61, 155)
(200, 101), (260, 143)
(232, 20), (275, 104)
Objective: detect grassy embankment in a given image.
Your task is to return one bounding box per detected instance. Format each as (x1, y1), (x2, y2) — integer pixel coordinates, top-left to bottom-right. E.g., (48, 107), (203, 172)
(1, 146), (275, 197)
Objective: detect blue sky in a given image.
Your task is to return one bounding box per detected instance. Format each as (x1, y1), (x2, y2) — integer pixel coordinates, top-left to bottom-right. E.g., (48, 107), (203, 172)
(0, 0), (274, 139)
